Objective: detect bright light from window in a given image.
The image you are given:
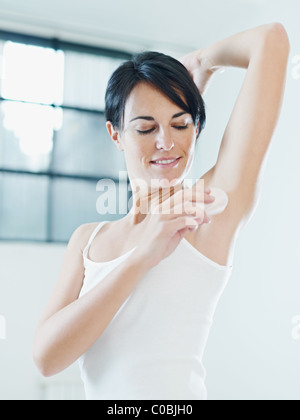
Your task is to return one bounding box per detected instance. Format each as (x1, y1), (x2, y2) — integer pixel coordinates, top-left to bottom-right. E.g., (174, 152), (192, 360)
(2, 101), (63, 157)
(1, 41), (64, 105)
(0, 41), (65, 159)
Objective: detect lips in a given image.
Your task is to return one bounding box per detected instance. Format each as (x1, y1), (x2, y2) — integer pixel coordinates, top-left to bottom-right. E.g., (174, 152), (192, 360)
(150, 157), (181, 168)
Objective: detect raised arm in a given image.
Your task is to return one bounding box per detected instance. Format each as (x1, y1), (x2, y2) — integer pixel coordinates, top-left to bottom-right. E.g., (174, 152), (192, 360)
(181, 23), (290, 226)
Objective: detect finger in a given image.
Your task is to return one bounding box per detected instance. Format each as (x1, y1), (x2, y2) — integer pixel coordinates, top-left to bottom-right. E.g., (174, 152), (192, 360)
(164, 187), (204, 210)
(178, 226), (198, 239)
(166, 217), (200, 235)
(205, 192), (215, 203)
(182, 202), (206, 219)
(181, 204), (211, 224)
(157, 195), (211, 216)
(153, 186), (214, 214)
(162, 201), (205, 218)
(192, 188), (215, 204)
(203, 212), (211, 224)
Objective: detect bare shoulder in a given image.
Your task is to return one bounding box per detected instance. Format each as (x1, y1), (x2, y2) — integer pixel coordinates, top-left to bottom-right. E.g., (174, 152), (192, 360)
(69, 222), (100, 254)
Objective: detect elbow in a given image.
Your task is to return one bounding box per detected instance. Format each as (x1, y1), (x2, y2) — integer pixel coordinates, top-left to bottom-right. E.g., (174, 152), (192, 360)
(33, 348), (55, 378)
(33, 356), (54, 378)
(35, 364), (54, 379)
(33, 335), (59, 378)
(33, 328), (75, 378)
(266, 22), (291, 57)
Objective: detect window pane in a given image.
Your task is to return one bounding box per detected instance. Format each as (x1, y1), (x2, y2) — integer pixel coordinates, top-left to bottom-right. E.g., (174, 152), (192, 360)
(0, 40), (5, 92)
(0, 101), (62, 172)
(51, 177), (127, 242)
(0, 173), (49, 240)
(1, 41), (64, 105)
(52, 110), (126, 178)
(51, 178), (98, 242)
(63, 51), (124, 110)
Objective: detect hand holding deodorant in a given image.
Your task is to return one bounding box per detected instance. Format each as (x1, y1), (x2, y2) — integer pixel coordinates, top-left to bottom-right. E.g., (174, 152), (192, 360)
(205, 187), (229, 217)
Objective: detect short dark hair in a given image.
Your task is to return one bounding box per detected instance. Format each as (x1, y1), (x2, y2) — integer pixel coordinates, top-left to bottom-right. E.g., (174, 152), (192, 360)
(105, 51), (206, 139)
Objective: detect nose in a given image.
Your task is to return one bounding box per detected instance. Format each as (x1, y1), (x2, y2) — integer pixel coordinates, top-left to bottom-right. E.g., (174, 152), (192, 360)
(155, 129), (175, 151)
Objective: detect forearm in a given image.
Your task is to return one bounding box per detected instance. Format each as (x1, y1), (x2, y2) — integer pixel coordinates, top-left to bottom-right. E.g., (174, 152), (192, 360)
(203, 23), (289, 70)
(34, 253), (149, 377)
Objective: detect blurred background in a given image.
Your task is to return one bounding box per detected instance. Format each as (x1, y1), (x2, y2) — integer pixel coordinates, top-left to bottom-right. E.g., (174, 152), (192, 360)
(0, 0), (299, 400)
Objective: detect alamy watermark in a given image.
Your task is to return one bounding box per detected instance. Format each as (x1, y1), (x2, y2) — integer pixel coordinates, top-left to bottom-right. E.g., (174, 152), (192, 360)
(291, 55), (300, 80)
(292, 315), (300, 341)
(0, 314), (6, 340)
(96, 172), (206, 216)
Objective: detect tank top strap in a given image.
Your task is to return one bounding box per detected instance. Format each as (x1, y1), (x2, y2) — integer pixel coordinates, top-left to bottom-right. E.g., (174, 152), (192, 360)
(82, 221), (108, 259)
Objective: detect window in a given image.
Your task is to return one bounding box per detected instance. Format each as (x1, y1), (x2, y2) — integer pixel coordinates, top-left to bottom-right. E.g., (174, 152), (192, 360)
(0, 32), (132, 243)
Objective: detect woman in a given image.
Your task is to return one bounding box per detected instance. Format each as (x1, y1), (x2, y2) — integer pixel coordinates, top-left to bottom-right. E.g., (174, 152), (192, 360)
(33, 23), (290, 400)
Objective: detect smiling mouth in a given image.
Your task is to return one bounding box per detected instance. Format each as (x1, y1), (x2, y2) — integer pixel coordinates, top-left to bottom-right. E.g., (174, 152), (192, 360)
(150, 157), (181, 168)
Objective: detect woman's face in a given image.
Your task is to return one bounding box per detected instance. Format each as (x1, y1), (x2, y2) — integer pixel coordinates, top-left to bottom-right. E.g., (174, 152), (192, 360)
(107, 82), (199, 189)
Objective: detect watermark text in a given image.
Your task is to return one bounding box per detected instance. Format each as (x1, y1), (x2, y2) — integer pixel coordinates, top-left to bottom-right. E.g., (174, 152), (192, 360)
(291, 55), (300, 80)
(292, 315), (300, 341)
(96, 172), (205, 216)
(0, 315), (6, 340)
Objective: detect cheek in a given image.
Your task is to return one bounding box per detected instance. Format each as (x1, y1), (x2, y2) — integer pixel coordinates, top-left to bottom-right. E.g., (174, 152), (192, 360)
(123, 141), (150, 167)
(181, 132), (196, 155)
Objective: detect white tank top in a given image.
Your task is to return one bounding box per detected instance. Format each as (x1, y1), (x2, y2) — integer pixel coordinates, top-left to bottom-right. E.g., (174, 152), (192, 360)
(78, 221), (233, 400)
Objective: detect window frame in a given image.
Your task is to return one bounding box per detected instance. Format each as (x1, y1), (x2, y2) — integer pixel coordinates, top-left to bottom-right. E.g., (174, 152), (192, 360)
(0, 30), (133, 243)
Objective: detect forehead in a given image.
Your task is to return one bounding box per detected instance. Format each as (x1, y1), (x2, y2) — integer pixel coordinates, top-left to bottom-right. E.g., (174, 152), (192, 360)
(124, 82), (185, 120)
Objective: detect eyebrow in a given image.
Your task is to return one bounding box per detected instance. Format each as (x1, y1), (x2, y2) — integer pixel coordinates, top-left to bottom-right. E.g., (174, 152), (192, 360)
(130, 111), (188, 123)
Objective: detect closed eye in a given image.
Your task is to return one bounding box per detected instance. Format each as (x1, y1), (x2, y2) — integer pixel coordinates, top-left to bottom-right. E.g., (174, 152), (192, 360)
(173, 125), (188, 130)
(137, 125), (188, 135)
(137, 127), (156, 135)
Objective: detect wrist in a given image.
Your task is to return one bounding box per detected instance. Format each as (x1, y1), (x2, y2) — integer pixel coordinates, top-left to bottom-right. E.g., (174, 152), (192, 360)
(198, 47), (223, 73)
(126, 251), (154, 274)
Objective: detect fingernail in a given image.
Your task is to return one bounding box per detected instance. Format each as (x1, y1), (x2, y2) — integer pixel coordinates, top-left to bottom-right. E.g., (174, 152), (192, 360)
(195, 218), (204, 224)
(204, 215), (211, 223)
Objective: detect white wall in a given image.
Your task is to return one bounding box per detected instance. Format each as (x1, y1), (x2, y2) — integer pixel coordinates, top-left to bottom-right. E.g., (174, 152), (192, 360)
(0, 0), (300, 400)
(0, 242), (85, 400)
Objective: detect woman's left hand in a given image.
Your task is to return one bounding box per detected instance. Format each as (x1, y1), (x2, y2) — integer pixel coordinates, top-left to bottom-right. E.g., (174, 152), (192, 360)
(179, 48), (218, 95)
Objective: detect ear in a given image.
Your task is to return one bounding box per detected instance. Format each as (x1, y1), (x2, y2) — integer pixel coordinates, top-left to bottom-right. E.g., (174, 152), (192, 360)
(106, 121), (124, 151)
